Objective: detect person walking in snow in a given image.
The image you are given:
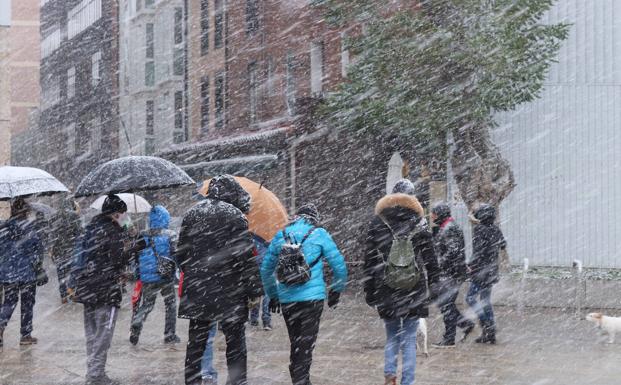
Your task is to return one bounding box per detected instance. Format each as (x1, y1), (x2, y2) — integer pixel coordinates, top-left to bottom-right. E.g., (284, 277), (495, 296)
(130, 205), (180, 345)
(177, 175), (262, 385)
(465, 204), (507, 345)
(249, 235), (272, 330)
(50, 197), (82, 303)
(364, 180), (440, 385)
(260, 203), (348, 385)
(71, 194), (136, 385)
(430, 202), (474, 348)
(0, 198), (47, 349)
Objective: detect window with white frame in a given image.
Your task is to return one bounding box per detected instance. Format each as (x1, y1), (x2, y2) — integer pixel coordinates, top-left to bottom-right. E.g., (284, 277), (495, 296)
(248, 62), (258, 124)
(340, 31), (350, 78)
(173, 7), (184, 76)
(285, 53), (296, 115)
(310, 41), (324, 95)
(68, 0), (102, 39)
(67, 67), (76, 99)
(90, 116), (102, 152)
(267, 57), (276, 96)
(91, 51), (101, 87)
(41, 27), (61, 59)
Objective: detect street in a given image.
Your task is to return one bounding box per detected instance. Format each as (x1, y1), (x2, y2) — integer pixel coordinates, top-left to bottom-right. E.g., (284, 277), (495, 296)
(1, 270), (620, 385)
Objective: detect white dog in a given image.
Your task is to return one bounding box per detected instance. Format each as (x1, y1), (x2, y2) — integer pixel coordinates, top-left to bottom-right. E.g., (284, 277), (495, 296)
(417, 318), (429, 357)
(586, 312), (621, 343)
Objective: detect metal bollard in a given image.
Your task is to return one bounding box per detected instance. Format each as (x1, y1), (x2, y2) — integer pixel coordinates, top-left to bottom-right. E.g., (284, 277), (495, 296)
(573, 260), (585, 319)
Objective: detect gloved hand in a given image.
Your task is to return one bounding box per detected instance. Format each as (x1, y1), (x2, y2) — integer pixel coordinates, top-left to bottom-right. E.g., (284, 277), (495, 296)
(248, 297), (261, 309)
(269, 298), (281, 314)
(328, 290), (340, 308)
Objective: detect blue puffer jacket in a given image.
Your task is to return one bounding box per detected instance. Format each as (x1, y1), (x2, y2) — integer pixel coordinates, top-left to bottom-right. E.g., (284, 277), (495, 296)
(138, 206), (177, 283)
(0, 217), (44, 284)
(260, 218), (348, 304)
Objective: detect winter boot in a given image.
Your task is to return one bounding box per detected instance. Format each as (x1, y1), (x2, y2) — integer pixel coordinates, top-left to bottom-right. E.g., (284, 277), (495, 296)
(432, 339), (456, 349)
(460, 320), (476, 342)
(129, 325), (141, 345)
(164, 334), (181, 344)
(384, 374), (397, 385)
(20, 335), (38, 345)
(475, 320), (496, 344)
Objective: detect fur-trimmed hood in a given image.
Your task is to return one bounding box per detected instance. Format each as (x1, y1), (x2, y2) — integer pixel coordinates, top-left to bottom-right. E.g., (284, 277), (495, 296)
(375, 193), (424, 219)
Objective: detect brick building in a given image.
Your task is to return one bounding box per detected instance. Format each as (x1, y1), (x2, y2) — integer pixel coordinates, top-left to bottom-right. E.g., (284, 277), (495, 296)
(159, 1), (423, 266)
(31, 0), (120, 189)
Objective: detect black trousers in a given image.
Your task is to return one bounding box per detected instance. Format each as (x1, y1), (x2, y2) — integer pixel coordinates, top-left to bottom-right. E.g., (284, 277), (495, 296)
(185, 318), (247, 385)
(131, 281), (177, 338)
(0, 283), (36, 336)
(282, 300), (324, 385)
(439, 281), (473, 343)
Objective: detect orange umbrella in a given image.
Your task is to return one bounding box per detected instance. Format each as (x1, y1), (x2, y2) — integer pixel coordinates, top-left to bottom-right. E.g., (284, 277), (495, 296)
(200, 176), (289, 242)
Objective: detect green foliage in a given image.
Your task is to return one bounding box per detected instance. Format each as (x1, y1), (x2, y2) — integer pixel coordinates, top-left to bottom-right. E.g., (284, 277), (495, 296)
(319, 0), (570, 153)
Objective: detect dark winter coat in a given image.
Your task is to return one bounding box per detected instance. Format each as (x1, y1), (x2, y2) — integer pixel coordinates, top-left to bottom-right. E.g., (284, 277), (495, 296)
(0, 217), (44, 284)
(469, 205), (506, 288)
(364, 193), (441, 320)
(433, 218), (467, 283)
(72, 214), (130, 307)
(177, 175), (263, 322)
(50, 209), (82, 264)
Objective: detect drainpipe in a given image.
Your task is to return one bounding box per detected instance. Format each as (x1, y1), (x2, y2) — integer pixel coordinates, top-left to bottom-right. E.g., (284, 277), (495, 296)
(289, 126), (329, 214)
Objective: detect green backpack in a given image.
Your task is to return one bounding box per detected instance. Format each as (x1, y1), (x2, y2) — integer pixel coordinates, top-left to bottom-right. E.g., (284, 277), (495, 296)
(382, 220), (421, 290)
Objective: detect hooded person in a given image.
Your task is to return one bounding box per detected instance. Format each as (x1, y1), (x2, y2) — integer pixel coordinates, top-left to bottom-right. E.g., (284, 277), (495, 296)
(465, 204), (506, 345)
(363, 180), (440, 385)
(177, 175), (262, 385)
(260, 203), (348, 385)
(129, 205), (180, 345)
(71, 193), (135, 385)
(430, 202), (474, 348)
(50, 197), (83, 303)
(0, 198), (46, 348)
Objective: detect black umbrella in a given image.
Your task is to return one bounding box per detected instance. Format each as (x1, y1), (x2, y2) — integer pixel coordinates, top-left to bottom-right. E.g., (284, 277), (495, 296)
(74, 156), (195, 198)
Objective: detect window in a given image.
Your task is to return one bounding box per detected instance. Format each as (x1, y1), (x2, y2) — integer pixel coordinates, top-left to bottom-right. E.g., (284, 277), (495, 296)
(173, 91), (185, 143)
(90, 116), (102, 152)
(145, 0), (154, 8)
(145, 61), (155, 86)
(41, 27), (61, 58)
(135, 0), (141, 11)
(285, 53), (296, 115)
(340, 32), (350, 78)
(200, 0), (209, 55)
(68, 0), (102, 39)
(91, 51), (101, 87)
(146, 23), (154, 59)
(173, 8), (184, 76)
(310, 41), (324, 95)
(246, 0), (259, 36)
(41, 77), (60, 110)
(65, 123), (76, 156)
(215, 72), (225, 129)
(266, 58), (276, 96)
(67, 67), (76, 99)
(248, 62), (258, 124)
(214, 0), (224, 49)
(145, 100), (155, 154)
(200, 77), (210, 135)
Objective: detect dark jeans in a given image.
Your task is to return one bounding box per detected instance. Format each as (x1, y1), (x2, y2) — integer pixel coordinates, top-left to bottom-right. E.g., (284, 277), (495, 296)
(438, 281), (473, 342)
(0, 283), (36, 336)
(465, 282), (494, 324)
(185, 318), (247, 385)
(131, 281), (177, 338)
(282, 300), (324, 385)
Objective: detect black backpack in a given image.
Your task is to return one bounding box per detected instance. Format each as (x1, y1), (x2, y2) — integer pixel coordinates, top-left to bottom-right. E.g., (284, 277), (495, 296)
(276, 227), (318, 286)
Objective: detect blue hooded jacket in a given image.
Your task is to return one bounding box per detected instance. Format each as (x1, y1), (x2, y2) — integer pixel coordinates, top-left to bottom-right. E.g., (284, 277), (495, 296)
(260, 218), (348, 303)
(0, 217), (44, 284)
(138, 205), (176, 283)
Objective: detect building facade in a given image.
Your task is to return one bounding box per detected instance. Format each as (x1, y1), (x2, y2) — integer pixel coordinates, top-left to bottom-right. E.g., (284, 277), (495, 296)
(0, 2), (9, 168)
(118, 0), (188, 156)
(38, 0), (120, 188)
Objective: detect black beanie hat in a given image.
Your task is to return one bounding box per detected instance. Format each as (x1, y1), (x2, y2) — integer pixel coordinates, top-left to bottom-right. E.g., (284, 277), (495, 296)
(431, 202), (451, 224)
(102, 194), (127, 215)
(297, 203), (320, 225)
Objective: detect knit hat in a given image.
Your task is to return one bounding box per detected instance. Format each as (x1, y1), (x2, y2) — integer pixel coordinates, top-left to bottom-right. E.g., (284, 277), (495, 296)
(392, 179), (416, 196)
(297, 203), (320, 225)
(102, 194), (127, 215)
(431, 202), (451, 224)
